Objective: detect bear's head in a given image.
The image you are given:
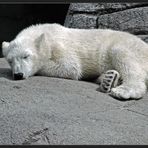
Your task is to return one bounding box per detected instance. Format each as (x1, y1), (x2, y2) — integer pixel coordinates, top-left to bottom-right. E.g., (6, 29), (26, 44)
(2, 33), (49, 80)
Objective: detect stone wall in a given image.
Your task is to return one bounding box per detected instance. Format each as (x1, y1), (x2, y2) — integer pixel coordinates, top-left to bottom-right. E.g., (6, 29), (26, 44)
(64, 3), (148, 43)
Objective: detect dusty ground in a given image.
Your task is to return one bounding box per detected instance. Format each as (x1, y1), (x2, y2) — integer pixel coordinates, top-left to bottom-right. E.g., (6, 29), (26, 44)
(0, 58), (148, 145)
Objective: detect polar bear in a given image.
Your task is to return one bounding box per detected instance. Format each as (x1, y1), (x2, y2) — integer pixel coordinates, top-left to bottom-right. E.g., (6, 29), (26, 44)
(2, 23), (148, 100)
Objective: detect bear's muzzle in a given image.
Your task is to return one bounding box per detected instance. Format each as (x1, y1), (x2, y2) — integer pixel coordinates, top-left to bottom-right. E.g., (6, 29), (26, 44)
(14, 73), (23, 80)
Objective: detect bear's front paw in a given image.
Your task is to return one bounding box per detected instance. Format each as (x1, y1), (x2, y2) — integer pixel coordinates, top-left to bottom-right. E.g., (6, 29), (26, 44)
(98, 70), (120, 93)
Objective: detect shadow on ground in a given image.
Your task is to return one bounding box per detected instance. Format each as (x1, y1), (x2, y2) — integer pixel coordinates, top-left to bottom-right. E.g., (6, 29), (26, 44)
(0, 68), (12, 80)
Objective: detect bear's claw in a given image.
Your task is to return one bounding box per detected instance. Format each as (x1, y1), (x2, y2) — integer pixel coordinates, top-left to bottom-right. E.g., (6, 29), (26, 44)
(98, 70), (120, 93)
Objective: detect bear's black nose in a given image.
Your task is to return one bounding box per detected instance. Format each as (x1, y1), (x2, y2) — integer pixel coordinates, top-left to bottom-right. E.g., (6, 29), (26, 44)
(14, 73), (23, 80)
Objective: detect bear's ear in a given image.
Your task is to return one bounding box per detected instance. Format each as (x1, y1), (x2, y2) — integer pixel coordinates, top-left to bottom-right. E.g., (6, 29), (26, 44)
(35, 33), (48, 52)
(2, 41), (10, 57)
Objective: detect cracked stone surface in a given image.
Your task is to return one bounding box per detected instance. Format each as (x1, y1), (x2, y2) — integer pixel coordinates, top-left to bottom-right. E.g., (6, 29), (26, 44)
(64, 3), (148, 42)
(0, 58), (148, 145)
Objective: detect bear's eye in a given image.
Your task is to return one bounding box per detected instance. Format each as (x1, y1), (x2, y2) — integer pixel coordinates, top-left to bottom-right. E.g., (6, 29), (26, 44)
(23, 55), (29, 59)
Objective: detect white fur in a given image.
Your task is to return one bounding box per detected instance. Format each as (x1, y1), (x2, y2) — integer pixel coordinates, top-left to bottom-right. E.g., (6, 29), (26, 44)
(2, 23), (148, 99)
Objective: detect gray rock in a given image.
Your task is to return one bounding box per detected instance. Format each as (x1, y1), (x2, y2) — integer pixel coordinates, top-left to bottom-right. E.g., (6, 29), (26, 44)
(67, 3), (147, 15)
(69, 3), (100, 12)
(97, 7), (148, 34)
(64, 3), (148, 29)
(96, 3), (148, 15)
(1, 58), (148, 145)
(65, 14), (97, 29)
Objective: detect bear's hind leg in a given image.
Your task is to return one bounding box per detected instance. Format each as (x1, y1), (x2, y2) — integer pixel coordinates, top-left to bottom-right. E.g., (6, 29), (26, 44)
(110, 64), (147, 100)
(110, 81), (147, 100)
